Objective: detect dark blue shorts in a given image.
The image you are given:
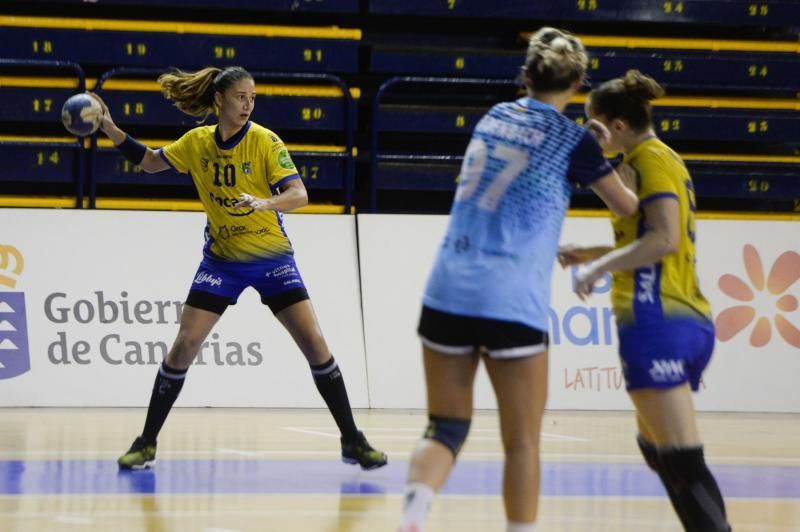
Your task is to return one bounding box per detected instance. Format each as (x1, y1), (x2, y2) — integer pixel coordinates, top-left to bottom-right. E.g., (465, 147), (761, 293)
(618, 319), (715, 391)
(186, 254), (308, 315)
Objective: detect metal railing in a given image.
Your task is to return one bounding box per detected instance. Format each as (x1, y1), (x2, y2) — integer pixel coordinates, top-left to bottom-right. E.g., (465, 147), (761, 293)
(370, 76), (518, 211)
(0, 59), (87, 208)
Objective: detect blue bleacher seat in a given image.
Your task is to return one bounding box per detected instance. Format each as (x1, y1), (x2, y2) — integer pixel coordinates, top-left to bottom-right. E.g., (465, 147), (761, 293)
(96, 81), (353, 132)
(373, 154), (800, 201)
(0, 16), (361, 73)
(36, 0), (358, 13)
(372, 37), (800, 93)
(376, 99), (800, 144)
(0, 137), (82, 185)
(369, 0), (800, 29)
(369, 77), (800, 210)
(93, 139), (349, 192)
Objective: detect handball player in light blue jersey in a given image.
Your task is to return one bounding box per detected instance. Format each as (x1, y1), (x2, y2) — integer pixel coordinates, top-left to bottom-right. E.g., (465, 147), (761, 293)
(400, 28), (638, 532)
(398, 28), (639, 532)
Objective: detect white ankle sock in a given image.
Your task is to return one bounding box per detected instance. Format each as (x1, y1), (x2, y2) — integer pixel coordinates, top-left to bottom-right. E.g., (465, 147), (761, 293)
(507, 521), (536, 532)
(400, 482), (435, 530)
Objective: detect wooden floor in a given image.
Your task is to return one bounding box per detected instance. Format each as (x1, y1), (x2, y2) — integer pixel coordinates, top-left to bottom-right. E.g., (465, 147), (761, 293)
(1, 408), (799, 531)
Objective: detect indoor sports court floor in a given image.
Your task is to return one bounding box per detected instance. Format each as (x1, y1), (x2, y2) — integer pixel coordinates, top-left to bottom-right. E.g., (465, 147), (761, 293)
(1, 408), (798, 531)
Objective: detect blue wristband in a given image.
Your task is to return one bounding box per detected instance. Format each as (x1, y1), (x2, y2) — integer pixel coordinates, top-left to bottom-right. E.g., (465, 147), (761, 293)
(116, 135), (147, 165)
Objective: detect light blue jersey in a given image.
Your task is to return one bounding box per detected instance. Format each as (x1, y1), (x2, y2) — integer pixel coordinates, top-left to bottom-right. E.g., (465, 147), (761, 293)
(423, 97), (612, 330)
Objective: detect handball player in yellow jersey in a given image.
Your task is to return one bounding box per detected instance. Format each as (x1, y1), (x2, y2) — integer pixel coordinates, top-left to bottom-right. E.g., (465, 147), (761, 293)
(88, 66), (387, 471)
(559, 70), (730, 531)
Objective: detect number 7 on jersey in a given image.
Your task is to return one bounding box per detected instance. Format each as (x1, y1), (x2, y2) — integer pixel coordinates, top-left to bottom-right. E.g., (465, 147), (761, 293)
(455, 138), (529, 212)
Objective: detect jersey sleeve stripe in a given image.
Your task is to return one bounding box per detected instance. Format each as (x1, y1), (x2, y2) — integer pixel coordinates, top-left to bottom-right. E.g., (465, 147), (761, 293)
(273, 173), (300, 190)
(158, 148), (178, 172)
(640, 192), (679, 207)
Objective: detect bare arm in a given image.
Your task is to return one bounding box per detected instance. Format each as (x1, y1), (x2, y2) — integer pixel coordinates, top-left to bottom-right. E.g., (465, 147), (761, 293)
(559, 162), (637, 267)
(87, 92), (169, 174)
(238, 177), (309, 212)
(557, 244), (615, 267)
(590, 170), (639, 218)
(582, 120), (639, 217)
(573, 197), (680, 299)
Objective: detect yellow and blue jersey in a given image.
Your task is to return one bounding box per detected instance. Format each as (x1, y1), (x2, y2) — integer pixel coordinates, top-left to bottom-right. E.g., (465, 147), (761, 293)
(159, 121), (299, 262)
(610, 137), (712, 328)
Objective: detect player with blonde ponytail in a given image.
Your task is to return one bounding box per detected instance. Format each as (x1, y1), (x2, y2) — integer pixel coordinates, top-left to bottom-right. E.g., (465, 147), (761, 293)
(88, 66), (387, 472)
(397, 28), (638, 532)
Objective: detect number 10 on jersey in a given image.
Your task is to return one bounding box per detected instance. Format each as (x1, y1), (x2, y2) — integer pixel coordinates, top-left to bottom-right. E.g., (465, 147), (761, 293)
(213, 163), (236, 187)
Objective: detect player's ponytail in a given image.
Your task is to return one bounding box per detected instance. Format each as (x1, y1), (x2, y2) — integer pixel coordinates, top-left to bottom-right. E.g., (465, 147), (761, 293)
(158, 66), (253, 121)
(523, 27), (588, 92)
(588, 69), (665, 131)
(622, 70), (665, 102)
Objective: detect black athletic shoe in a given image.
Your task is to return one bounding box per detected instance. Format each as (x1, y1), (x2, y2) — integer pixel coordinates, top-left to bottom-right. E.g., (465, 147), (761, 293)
(341, 431), (387, 470)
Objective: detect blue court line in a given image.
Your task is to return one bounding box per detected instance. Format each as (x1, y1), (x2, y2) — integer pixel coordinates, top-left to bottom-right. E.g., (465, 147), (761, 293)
(1, 459), (798, 498)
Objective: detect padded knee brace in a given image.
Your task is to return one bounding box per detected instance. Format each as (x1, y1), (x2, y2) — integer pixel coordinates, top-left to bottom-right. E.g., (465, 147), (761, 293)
(636, 434), (661, 472)
(423, 415), (471, 457)
(658, 447), (731, 532)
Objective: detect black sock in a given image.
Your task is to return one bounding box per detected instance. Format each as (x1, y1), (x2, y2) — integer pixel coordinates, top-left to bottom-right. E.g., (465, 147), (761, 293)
(658, 446), (730, 532)
(310, 357), (359, 442)
(141, 361), (187, 444)
(637, 435), (686, 522)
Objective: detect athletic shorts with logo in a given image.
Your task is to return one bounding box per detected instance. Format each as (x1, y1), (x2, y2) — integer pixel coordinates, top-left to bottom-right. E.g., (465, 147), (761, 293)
(187, 253), (308, 314)
(618, 318), (715, 391)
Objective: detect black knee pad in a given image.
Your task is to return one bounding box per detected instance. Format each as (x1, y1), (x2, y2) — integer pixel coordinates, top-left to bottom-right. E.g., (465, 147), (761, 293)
(423, 415), (471, 457)
(658, 446), (705, 488)
(659, 446), (730, 532)
(636, 434), (661, 472)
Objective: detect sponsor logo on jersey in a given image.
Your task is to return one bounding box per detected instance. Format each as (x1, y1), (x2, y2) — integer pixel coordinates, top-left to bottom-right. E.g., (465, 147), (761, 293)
(277, 149), (295, 170)
(208, 192), (255, 217)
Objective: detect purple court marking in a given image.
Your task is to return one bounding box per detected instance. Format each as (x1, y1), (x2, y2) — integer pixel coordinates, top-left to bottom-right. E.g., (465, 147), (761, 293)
(1, 459), (799, 498)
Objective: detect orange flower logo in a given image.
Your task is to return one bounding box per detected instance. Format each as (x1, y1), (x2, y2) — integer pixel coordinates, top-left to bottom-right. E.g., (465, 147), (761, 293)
(716, 245), (800, 348)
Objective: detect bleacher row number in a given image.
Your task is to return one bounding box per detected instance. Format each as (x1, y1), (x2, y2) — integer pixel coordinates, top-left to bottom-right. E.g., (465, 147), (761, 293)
(121, 160), (142, 174)
(36, 151), (60, 167)
(577, 0), (598, 11)
(456, 115), (466, 128)
(663, 59), (684, 73)
(748, 4), (769, 16)
(446, 0), (456, 10)
(303, 49), (323, 63)
(747, 120), (768, 134)
(301, 107), (324, 121)
(663, 1), (684, 14)
(32, 40), (53, 54)
(660, 119), (681, 132)
(215, 46), (236, 59)
(123, 103), (145, 116)
(748, 179), (770, 193)
(455, 57), (465, 70)
(126, 43), (147, 57)
(299, 165), (320, 180)
(748, 65), (768, 78)
(32, 99), (53, 113)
